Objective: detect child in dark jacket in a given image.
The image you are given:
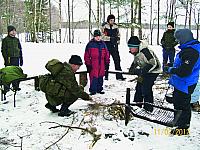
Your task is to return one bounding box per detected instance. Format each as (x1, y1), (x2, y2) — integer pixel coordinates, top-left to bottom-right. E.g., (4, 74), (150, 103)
(161, 22), (178, 70)
(84, 29), (110, 95)
(1, 25), (23, 67)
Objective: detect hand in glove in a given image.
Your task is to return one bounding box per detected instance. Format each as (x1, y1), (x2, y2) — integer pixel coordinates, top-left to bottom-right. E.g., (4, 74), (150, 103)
(86, 65), (92, 73)
(163, 66), (173, 74)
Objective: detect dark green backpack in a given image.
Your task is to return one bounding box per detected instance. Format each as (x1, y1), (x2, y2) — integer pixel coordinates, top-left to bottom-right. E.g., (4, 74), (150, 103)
(38, 59), (66, 97)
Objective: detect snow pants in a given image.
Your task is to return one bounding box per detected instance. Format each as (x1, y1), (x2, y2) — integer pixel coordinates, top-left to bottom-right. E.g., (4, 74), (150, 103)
(89, 76), (103, 93)
(134, 73), (158, 111)
(162, 48), (175, 70)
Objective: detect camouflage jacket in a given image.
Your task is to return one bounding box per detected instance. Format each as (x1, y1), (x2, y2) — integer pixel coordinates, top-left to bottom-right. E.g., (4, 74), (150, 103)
(1, 35), (22, 59)
(53, 62), (90, 100)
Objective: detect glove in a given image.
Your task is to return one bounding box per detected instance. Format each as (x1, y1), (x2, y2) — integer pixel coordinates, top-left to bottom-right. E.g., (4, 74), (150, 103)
(86, 65), (92, 73)
(163, 66), (173, 74)
(88, 96), (93, 100)
(134, 69), (142, 76)
(137, 76), (143, 83)
(82, 92), (92, 101)
(20, 56), (23, 66)
(110, 37), (118, 44)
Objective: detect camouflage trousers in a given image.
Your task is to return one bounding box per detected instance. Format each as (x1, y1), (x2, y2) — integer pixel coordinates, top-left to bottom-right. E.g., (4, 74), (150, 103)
(45, 94), (77, 106)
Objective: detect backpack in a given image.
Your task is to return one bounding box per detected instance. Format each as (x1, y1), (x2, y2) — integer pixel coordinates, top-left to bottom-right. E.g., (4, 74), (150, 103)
(38, 59), (66, 97)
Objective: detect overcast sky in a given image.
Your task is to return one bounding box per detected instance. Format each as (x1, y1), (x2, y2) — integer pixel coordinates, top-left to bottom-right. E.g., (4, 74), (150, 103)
(52, 0), (198, 25)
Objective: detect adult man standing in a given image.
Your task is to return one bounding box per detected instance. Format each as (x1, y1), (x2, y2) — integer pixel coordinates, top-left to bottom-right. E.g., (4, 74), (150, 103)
(164, 29), (200, 135)
(101, 14), (125, 80)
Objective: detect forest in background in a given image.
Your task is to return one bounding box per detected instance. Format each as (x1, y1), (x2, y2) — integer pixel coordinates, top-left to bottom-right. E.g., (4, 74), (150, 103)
(0, 0), (200, 44)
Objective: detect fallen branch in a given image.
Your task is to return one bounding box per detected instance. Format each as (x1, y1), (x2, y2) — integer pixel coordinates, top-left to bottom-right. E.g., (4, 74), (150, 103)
(42, 121), (101, 149)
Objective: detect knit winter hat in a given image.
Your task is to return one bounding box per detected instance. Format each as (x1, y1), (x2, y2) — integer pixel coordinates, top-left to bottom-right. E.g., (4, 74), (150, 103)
(174, 29), (194, 44)
(93, 29), (101, 37)
(69, 55), (83, 65)
(7, 25), (16, 33)
(107, 14), (115, 22)
(127, 36), (141, 48)
(167, 22), (174, 28)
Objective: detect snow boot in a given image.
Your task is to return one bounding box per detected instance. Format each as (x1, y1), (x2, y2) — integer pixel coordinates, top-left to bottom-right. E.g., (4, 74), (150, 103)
(58, 104), (75, 117)
(191, 101), (200, 112)
(97, 91), (105, 94)
(45, 103), (59, 113)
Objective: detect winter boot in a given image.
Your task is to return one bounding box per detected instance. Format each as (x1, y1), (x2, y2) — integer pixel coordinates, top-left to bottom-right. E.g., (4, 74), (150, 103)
(116, 73), (126, 81)
(97, 91), (105, 94)
(45, 103), (59, 113)
(58, 104), (75, 117)
(191, 101), (200, 112)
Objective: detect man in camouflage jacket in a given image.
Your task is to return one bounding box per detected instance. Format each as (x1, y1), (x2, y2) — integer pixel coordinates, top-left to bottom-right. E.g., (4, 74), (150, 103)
(44, 55), (92, 117)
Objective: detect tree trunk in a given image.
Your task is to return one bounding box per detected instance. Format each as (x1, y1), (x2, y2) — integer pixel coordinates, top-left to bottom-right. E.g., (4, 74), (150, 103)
(49, 0), (52, 43)
(97, 0), (100, 27)
(68, 0), (71, 43)
(188, 0), (192, 29)
(88, 0), (92, 40)
(58, 0), (61, 43)
(138, 0), (142, 39)
(150, 0), (153, 45)
(130, 0), (134, 36)
(157, 0), (160, 45)
(184, 0), (189, 28)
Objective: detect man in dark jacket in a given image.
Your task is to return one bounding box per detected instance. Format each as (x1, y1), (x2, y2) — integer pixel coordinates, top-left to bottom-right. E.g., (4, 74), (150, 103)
(101, 14), (125, 81)
(1, 25), (23, 67)
(161, 22), (178, 70)
(44, 55), (92, 117)
(164, 29), (200, 135)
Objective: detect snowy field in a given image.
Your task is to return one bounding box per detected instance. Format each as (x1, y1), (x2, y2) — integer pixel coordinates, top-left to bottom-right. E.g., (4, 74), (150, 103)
(0, 29), (200, 149)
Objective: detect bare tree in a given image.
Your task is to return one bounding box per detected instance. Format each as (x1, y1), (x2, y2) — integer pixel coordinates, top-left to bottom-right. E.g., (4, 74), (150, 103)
(157, 0), (160, 45)
(138, 0), (142, 39)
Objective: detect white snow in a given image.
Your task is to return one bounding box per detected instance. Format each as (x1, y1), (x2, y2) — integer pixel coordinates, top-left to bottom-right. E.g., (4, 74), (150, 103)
(1, 35), (200, 150)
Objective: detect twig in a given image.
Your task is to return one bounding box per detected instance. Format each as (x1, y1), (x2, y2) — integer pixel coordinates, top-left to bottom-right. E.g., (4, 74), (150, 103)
(43, 116), (76, 150)
(42, 121), (101, 149)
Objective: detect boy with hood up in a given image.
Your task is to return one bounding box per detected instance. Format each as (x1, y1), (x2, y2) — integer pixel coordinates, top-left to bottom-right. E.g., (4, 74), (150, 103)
(164, 29), (200, 135)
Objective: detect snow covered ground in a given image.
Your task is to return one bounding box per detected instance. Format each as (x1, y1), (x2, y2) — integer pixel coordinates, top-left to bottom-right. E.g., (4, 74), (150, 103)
(0, 39), (200, 150)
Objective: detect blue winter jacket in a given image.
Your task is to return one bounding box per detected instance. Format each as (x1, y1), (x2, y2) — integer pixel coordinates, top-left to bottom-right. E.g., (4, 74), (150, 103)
(169, 40), (200, 94)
